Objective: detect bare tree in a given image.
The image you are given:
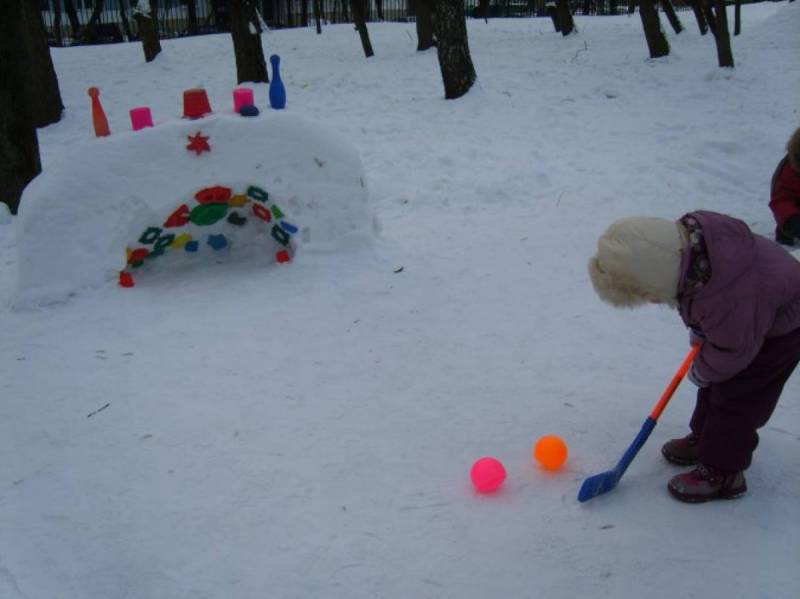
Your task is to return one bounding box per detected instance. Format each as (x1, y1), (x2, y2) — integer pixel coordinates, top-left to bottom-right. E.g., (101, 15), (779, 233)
(230, 0), (269, 82)
(433, 0), (477, 100)
(351, 0), (374, 58)
(133, 1), (162, 62)
(711, 0), (734, 67)
(82, 0), (106, 43)
(21, 0), (64, 127)
(638, 0), (669, 58)
(1, 0), (42, 215)
(416, 0), (436, 51)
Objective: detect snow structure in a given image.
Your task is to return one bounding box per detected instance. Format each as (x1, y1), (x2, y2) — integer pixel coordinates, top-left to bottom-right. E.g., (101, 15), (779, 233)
(15, 91), (374, 305)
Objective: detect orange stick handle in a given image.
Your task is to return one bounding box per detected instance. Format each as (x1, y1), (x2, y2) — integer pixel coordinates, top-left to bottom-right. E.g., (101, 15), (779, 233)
(649, 344), (701, 421)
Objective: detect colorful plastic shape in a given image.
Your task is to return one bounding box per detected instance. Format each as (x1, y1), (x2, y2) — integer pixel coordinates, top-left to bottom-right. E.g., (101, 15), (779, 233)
(87, 87), (110, 137)
(119, 272), (134, 288)
(534, 435), (569, 471)
(130, 107), (154, 131)
(185, 240), (199, 252)
(470, 457), (506, 493)
(252, 203), (272, 222)
(190, 203), (228, 226)
(233, 88), (255, 113)
(186, 131), (211, 155)
(269, 55), (286, 110)
(163, 204), (191, 228)
(271, 224), (290, 246)
(183, 88), (212, 119)
(227, 212), (247, 226)
(171, 233), (192, 249)
(153, 234), (176, 252)
(195, 186), (232, 205)
(127, 248), (150, 266)
(229, 194), (250, 207)
(240, 105), (259, 117)
(280, 220), (298, 234)
(246, 186), (269, 203)
(271, 204), (285, 219)
(207, 234), (228, 250)
(276, 249), (291, 264)
(139, 227), (162, 244)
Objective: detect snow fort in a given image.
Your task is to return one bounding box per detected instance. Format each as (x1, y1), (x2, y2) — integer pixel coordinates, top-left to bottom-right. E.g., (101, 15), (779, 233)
(15, 95), (373, 305)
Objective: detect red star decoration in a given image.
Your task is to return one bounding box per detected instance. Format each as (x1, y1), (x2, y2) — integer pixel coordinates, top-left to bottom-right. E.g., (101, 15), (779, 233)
(186, 131), (211, 155)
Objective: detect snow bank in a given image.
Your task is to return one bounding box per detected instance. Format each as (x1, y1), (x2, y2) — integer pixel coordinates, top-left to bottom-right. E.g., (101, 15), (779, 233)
(15, 111), (374, 305)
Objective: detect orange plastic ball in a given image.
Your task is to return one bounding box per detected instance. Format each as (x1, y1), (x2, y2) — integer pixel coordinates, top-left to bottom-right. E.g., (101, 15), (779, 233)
(534, 435), (568, 470)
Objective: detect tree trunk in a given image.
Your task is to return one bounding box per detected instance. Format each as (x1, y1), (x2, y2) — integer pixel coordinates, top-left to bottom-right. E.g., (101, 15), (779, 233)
(416, 0), (435, 50)
(301, 0), (309, 27)
(556, 0), (575, 35)
(133, 5), (162, 62)
(376, 0), (385, 20)
(230, 0), (269, 83)
(660, 0), (683, 34)
(21, 0), (64, 128)
(628, 0), (636, 15)
(638, 0), (669, 58)
(609, 0), (618, 15)
(314, 0), (323, 34)
(54, 0), (64, 46)
(701, 0), (717, 36)
(688, 0), (708, 35)
(351, 0), (374, 58)
(1, 0), (42, 215)
(187, 0), (199, 34)
(64, 0), (82, 41)
(712, 0), (734, 67)
(119, 0), (134, 40)
(478, 0), (490, 22)
(734, 0), (741, 35)
(432, 0), (476, 100)
(547, 3), (561, 32)
(82, 0), (106, 44)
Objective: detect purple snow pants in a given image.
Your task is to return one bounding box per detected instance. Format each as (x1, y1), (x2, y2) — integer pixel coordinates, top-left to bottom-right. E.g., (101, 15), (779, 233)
(690, 326), (800, 473)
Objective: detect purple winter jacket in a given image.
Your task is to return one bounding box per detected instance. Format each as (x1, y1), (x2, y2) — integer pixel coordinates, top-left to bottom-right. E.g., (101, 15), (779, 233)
(678, 211), (800, 383)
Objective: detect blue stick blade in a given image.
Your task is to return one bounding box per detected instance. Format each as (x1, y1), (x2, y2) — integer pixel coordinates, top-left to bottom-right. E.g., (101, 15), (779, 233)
(577, 468), (621, 502)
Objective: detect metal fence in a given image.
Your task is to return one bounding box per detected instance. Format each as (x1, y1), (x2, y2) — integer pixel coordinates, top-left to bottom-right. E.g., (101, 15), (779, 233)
(40, 0), (693, 47)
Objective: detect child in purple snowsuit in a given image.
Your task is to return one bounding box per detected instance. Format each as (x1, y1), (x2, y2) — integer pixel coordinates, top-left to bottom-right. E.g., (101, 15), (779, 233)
(588, 210), (800, 503)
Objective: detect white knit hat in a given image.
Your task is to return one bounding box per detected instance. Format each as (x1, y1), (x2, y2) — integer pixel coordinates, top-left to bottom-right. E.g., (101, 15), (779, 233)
(589, 217), (687, 308)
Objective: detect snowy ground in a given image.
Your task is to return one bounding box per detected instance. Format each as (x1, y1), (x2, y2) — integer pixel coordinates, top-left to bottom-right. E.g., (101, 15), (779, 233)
(2, 4), (800, 598)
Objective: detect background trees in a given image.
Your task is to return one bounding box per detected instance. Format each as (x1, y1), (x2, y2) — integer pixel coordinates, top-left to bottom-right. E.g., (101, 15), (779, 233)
(230, 0), (269, 82)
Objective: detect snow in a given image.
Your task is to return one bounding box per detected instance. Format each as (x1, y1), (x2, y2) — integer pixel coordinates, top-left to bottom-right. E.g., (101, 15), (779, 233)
(2, 4), (800, 598)
(16, 112), (373, 305)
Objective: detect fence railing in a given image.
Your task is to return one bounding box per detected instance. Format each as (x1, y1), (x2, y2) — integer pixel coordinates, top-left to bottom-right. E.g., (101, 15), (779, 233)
(40, 0), (696, 47)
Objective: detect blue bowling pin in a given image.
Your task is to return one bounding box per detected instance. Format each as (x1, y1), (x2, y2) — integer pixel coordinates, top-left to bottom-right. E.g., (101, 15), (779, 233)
(269, 54), (286, 110)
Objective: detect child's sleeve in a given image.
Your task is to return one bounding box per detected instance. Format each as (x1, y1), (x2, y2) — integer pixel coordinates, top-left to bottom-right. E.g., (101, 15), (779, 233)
(691, 298), (772, 383)
(769, 161), (800, 231)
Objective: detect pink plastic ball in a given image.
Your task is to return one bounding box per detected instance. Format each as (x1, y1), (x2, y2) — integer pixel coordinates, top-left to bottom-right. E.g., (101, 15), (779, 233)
(470, 457), (507, 492)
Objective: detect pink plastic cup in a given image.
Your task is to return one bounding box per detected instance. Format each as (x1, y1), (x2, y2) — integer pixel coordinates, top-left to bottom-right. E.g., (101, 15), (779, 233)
(233, 88), (255, 113)
(130, 107), (154, 131)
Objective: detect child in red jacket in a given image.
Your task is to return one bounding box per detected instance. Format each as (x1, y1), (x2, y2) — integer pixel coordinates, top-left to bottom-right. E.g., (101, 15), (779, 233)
(770, 127), (800, 245)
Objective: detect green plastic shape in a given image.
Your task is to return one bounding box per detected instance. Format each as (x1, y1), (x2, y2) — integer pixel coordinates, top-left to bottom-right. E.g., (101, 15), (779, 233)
(190, 203), (228, 226)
